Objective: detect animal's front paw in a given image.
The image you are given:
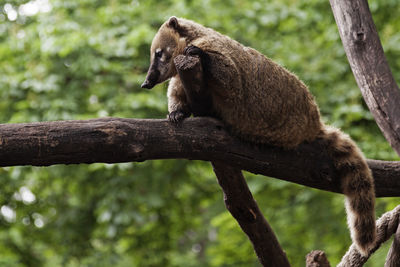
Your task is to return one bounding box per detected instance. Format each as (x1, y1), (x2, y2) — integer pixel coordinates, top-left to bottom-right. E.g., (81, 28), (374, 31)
(184, 45), (204, 57)
(168, 110), (190, 124)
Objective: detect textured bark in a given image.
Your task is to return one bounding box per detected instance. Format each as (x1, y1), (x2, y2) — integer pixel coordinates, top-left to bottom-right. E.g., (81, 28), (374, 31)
(385, 222), (400, 267)
(305, 205), (400, 267)
(0, 117), (399, 197)
(330, 0), (400, 156)
(330, 2), (400, 264)
(338, 205), (400, 267)
(306, 250), (331, 267)
(212, 161), (290, 267)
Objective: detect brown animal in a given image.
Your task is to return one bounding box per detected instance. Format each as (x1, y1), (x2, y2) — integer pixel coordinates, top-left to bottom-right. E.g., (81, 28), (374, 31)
(142, 16), (376, 256)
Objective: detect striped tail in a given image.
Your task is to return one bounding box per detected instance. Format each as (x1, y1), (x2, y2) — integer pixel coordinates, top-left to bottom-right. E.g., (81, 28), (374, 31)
(319, 125), (376, 256)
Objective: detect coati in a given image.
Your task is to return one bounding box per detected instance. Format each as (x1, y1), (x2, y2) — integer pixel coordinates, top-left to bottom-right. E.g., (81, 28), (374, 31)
(142, 16), (376, 256)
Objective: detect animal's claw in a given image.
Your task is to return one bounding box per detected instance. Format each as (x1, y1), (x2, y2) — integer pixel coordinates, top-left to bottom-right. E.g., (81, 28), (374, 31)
(184, 45), (204, 57)
(168, 110), (189, 123)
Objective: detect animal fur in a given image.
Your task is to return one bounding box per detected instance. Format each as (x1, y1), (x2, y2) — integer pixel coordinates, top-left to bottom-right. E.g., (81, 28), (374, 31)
(142, 16), (376, 255)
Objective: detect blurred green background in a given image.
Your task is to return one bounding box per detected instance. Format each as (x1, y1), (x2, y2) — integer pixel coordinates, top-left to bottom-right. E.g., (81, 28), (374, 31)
(0, 0), (399, 266)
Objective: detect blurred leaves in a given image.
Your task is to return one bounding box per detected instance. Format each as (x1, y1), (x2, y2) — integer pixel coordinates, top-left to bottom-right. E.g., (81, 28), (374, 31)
(0, 0), (399, 266)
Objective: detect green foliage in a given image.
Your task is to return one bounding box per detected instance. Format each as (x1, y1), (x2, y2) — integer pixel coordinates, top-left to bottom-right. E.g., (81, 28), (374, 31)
(0, 0), (399, 266)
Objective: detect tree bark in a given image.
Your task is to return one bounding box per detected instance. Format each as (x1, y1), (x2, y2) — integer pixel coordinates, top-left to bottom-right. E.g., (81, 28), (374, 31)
(338, 205), (400, 267)
(330, 0), (400, 156)
(0, 117), (399, 197)
(385, 222), (400, 267)
(306, 250), (331, 267)
(305, 205), (400, 267)
(212, 161), (290, 267)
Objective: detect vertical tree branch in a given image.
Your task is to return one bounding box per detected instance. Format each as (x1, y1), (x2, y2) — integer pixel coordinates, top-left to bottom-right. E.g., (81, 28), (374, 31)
(385, 222), (400, 267)
(174, 55), (291, 267)
(330, 0), (400, 156)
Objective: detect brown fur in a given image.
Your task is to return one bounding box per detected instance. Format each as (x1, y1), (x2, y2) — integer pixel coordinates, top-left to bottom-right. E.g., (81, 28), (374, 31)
(143, 16), (376, 255)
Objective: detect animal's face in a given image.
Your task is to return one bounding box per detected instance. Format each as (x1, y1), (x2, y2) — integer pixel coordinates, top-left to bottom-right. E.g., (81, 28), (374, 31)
(142, 17), (185, 89)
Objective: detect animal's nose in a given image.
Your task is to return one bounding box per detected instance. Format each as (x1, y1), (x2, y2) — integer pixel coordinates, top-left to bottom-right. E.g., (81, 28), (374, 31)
(141, 80), (154, 89)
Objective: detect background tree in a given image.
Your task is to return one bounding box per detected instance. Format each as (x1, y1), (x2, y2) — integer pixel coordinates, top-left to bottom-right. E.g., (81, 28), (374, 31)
(0, 0), (399, 266)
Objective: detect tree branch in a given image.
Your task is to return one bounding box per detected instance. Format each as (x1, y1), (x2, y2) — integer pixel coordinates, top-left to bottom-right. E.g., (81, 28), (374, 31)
(330, 0), (400, 156)
(337, 205), (400, 267)
(212, 161), (290, 267)
(0, 117), (399, 197)
(330, 3), (400, 263)
(306, 250), (331, 267)
(385, 219), (400, 267)
(305, 205), (400, 267)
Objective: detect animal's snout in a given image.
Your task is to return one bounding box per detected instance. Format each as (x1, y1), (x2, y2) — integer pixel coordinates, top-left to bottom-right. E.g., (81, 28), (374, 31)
(141, 65), (160, 90)
(141, 80), (154, 89)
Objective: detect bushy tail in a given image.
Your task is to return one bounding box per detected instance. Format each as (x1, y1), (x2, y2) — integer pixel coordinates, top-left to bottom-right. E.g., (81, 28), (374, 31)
(319, 125), (376, 256)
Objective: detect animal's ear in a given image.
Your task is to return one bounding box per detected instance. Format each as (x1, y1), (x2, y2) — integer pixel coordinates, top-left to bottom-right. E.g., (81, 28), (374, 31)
(168, 16), (179, 30)
(167, 16), (188, 36)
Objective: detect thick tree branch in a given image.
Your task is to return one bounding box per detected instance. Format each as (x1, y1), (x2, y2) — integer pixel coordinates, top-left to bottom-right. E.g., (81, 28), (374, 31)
(0, 117), (399, 197)
(330, 0), (400, 156)
(212, 162), (290, 267)
(330, 3), (400, 263)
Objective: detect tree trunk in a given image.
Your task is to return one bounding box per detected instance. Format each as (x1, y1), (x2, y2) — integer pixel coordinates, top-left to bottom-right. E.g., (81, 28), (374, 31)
(330, 0), (400, 156)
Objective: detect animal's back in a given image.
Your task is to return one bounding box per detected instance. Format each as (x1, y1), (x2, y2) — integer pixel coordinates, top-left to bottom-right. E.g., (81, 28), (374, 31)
(187, 21), (322, 147)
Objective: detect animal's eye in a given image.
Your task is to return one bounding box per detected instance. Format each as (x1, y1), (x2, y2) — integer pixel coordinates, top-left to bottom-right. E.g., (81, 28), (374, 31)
(155, 50), (163, 58)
